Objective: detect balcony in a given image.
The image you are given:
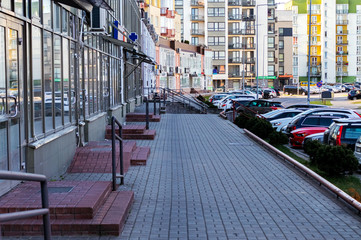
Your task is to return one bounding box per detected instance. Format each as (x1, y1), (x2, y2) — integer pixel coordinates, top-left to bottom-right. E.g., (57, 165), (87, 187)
(191, 15), (204, 21)
(336, 20), (348, 25)
(168, 28), (175, 37)
(228, 58), (241, 63)
(336, 30), (348, 35)
(336, 51), (348, 55)
(228, 0), (241, 6)
(245, 71), (255, 77)
(308, 62), (321, 67)
(310, 41), (321, 46)
(336, 9), (348, 14)
(161, 28), (175, 38)
(191, 29), (205, 35)
(228, 72), (241, 78)
(160, 7), (167, 16)
(228, 14), (242, 20)
(242, 43), (255, 49)
(241, 0), (255, 6)
(228, 29), (255, 35)
(175, 0), (183, 6)
(191, 0), (204, 7)
(242, 15), (255, 21)
(336, 41), (348, 45)
(245, 58), (255, 64)
(336, 71), (348, 76)
(336, 61), (348, 65)
(160, 27), (167, 36)
(311, 10), (321, 14)
(167, 10), (175, 18)
(228, 43), (242, 49)
(310, 71), (321, 77)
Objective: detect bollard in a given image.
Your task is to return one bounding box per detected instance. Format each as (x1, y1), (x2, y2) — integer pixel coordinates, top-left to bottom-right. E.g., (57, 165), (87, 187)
(163, 88), (166, 107)
(159, 97), (161, 115)
(145, 97), (149, 130)
(153, 95), (156, 115)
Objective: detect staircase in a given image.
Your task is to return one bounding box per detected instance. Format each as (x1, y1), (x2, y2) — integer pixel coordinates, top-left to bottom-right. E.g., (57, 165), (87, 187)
(105, 125), (156, 140)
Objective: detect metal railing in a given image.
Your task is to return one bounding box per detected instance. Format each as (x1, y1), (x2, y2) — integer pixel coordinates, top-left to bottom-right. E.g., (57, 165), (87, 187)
(0, 171), (51, 239)
(111, 116), (124, 191)
(162, 88), (208, 114)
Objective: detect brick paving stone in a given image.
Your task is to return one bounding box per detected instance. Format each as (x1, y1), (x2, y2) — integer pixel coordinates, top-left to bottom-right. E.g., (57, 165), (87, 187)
(4, 113), (361, 240)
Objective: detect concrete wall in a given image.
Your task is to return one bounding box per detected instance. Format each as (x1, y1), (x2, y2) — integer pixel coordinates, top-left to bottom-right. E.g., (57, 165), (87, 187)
(85, 113), (107, 142)
(27, 127), (77, 179)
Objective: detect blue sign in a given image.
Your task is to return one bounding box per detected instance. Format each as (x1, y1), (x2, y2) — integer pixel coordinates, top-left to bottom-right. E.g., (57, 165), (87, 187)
(112, 21), (118, 39)
(316, 81), (322, 88)
(129, 32), (138, 42)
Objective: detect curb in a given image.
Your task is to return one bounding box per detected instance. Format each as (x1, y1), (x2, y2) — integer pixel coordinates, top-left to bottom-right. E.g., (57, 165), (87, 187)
(243, 128), (361, 214)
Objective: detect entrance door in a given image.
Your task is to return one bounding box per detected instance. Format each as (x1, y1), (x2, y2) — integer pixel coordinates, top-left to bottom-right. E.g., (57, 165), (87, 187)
(0, 18), (24, 195)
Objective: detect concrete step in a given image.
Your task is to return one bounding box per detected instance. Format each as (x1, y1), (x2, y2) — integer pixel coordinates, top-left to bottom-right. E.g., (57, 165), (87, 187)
(126, 113), (161, 122)
(122, 130), (156, 140)
(1, 183), (134, 236)
(131, 146), (151, 166)
(67, 141), (137, 174)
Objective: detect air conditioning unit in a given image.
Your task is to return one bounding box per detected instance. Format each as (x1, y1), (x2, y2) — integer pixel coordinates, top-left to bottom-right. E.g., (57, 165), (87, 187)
(91, 7), (107, 32)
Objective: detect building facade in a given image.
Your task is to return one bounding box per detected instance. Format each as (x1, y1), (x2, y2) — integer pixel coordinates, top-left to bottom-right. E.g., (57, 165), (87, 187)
(0, 0), (154, 195)
(287, 0), (361, 85)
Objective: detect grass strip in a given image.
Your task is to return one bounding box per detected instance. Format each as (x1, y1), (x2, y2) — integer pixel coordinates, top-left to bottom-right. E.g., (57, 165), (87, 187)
(310, 100), (332, 106)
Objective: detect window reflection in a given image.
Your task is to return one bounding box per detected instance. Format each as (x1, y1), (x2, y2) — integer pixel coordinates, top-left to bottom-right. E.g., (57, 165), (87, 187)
(32, 26), (43, 136)
(0, 27), (5, 114)
(2, 0), (11, 10)
(70, 42), (76, 122)
(54, 35), (62, 127)
(83, 48), (89, 117)
(63, 39), (70, 124)
(53, 3), (61, 32)
(62, 9), (68, 34)
(43, 0), (52, 28)
(43, 31), (53, 132)
(31, 0), (40, 19)
(15, 0), (23, 15)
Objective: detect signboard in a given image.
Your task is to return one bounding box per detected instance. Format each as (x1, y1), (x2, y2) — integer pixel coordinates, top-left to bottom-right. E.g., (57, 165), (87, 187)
(257, 76), (276, 80)
(316, 81), (322, 88)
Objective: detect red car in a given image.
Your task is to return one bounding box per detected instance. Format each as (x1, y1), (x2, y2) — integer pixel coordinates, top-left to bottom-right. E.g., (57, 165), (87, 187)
(289, 127), (328, 148)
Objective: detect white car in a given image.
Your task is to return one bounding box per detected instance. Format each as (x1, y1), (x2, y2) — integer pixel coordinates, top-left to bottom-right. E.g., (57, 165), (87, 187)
(220, 96), (255, 110)
(230, 90), (261, 99)
(215, 94), (249, 109)
(270, 117), (295, 132)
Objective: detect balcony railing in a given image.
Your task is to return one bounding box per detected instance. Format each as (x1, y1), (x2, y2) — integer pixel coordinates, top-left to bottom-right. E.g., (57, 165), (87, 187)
(228, 0), (241, 6)
(337, 61), (348, 65)
(228, 43), (242, 49)
(311, 41), (321, 45)
(245, 71), (255, 77)
(191, 0), (204, 6)
(228, 29), (255, 35)
(228, 14), (242, 20)
(245, 58), (255, 64)
(241, 0), (255, 6)
(160, 7), (167, 16)
(336, 30), (348, 35)
(310, 71), (321, 76)
(336, 71), (348, 76)
(228, 58), (241, 63)
(268, 0), (275, 5)
(228, 72), (241, 78)
(191, 15), (204, 21)
(336, 9), (348, 14)
(308, 62), (321, 67)
(336, 41), (348, 45)
(191, 29), (205, 35)
(242, 15), (255, 21)
(161, 27), (167, 35)
(311, 10), (321, 14)
(336, 51), (348, 55)
(167, 10), (175, 18)
(336, 20), (348, 25)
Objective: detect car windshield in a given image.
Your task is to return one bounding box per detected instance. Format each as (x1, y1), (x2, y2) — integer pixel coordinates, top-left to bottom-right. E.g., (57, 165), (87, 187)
(262, 109), (283, 118)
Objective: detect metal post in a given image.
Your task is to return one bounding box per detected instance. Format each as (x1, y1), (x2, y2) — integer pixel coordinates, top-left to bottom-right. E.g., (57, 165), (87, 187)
(158, 97), (161, 115)
(307, 0), (312, 104)
(145, 97), (149, 130)
(111, 117), (116, 191)
(163, 88), (166, 107)
(153, 94), (156, 115)
(40, 181), (51, 240)
(119, 126), (124, 185)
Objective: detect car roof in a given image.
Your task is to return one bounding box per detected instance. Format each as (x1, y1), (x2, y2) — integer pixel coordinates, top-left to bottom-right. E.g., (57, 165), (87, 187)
(333, 118), (361, 124)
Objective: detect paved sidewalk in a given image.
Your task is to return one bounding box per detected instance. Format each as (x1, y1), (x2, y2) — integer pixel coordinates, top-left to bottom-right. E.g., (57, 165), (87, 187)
(5, 113), (361, 240)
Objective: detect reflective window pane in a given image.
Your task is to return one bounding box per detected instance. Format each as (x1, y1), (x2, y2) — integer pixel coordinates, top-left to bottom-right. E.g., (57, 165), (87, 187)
(15, 0), (24, 15)
(54, 35), (62, 127)
(53, 3), (61, 32)
(63, 39), (70, 123)
(83, 48), (89, 117)
(2, 0), (11, 10)
(8, 29), (19, 117)
(43, 0), (52, 28)
(0, 122), (8, 170)
(32, 26), (43, 136)
(62, 9), (68, 34)
(70, 42), (76, 122)
(0, 27), (5, 115)
(31, 0), (40, 19)
(43, 31), (53, 132)
(88, 50), (93, 114)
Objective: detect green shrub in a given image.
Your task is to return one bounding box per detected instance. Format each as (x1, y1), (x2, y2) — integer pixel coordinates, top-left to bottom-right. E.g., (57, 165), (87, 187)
(234, 114), (253, 128)
(269, 131), (289, 146)
(304, 140), (323, 164)
(313, 145), (358, 176)
(248, 118), (274, 139)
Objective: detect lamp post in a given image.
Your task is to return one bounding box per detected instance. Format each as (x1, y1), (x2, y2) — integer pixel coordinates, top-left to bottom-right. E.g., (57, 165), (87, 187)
(307, 0), (312, 104)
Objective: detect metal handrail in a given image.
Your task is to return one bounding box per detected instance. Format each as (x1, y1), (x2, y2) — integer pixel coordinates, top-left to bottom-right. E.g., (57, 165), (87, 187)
(111, 116), (124, 191)
(163, 88), (208, 113)
(0, 171), (51, 239)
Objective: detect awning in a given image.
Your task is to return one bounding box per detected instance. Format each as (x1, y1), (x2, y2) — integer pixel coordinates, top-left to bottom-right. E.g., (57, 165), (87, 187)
(279, 75), (293, 78)
(101, 35), (156, 66)
(55, 0), (112, 13)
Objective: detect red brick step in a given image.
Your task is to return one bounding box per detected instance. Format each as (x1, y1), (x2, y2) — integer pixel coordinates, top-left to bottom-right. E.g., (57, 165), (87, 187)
(131, 146), (151, 165)
(122, 129), (156, 140)
(126, 113), (161, 122)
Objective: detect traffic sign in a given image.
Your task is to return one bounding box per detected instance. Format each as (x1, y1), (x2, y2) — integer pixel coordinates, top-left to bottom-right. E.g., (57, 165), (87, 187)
(316, 81), (322, 88)
(129, 32), (138, 42)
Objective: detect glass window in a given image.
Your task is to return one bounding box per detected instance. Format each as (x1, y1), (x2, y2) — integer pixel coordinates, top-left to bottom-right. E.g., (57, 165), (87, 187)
(32, 26), (43, 136)
(43, 0), (52, 28)
(344, 127), (361, 139)
(70, 42), (76, 122)
(2, 0), (11, 10)
(83, 47), (89, 117)
(63, 39), (70, 123)
(53, 3), (61, 32)
(0, 28), (5, 111)
(43, 31), (53, 132)
(267, 65), (274, 76)
(53, 35), (62, 127)
(279, 40), (284, 49)
(279, 53), (284, 62)
(31, 0), (40, 19)
(62, 9), (68, 35)
(15, 0), (24, 15)
(303, 117), (319, 126)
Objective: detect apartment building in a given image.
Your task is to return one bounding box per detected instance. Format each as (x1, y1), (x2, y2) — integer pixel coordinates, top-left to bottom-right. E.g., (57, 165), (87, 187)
(0, 0), (155, 194)
(176, 0), (278, 90)
(287, 0), (361, 84)
(156, 38), (213, 91)
(142, 0), (182, 41)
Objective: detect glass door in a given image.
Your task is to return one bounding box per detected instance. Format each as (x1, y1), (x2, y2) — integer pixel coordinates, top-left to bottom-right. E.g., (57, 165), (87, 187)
(0, 18), (24, 195)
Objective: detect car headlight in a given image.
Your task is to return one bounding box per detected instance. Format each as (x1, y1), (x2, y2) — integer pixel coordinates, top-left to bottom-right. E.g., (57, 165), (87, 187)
(273, 122), (281, 126)
(295, 133), (307, 137)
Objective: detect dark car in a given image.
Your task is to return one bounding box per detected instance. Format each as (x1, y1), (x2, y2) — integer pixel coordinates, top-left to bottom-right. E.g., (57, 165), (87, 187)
(237, 100), (283, 116)
(264, 109), (303, 122)
(344, 84), (355, 92)
(283, 85), (307, 95)
(348, 90), (361, 100)
(285, 115), (341, 136)
(286, 104), (326, 109)
(323, 119), (361, 150)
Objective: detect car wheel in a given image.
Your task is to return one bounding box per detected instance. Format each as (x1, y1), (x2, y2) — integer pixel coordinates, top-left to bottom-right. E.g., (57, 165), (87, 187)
(270, 95), (273, 99)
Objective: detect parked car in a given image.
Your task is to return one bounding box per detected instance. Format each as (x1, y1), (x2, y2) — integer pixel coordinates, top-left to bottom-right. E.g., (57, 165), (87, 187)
(344, 84), (355, 92)
(260, 109), (303, 122)
(229, 90), (260, 99)
(220, 97), (254, 110)
(284, 108), (361, 135)
(290, 127), (328, 148)
(348, 90), (361, 100)
(262, 88), (277, 99)
(286, 104), (326, 110)
(302, 132), (325, 147)
(286, 115), (342, 136)
(324, 119), (361, 150)
(209, 93), (228, 104)
(354, 135), (361, 166)
(283, 85), (307, 95)
(216, 94), (254, 109)
(237, 100), (283, 116)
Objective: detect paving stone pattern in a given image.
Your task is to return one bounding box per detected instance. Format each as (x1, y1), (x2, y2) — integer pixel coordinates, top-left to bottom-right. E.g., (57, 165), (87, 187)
(4, 113), (361, 240)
